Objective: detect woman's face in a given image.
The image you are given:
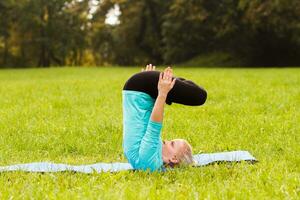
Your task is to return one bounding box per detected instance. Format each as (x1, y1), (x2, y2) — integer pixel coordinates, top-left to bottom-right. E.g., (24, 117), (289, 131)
(162, 139), (185, 164)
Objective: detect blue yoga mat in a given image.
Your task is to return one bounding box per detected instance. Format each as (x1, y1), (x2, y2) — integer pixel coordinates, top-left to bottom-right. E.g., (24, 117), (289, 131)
(0, 151), (257, 173)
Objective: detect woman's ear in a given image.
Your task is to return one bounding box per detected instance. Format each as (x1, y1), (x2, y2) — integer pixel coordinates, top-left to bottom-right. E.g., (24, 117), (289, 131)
(170, 156), (179, 164)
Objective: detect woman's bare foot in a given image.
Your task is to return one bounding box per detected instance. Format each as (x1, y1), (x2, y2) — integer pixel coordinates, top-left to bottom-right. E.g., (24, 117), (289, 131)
(141, 64), (156, 72)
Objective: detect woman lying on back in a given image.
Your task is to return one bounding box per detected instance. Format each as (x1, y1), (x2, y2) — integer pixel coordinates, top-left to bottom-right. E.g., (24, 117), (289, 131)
(122, 65), (207, 172)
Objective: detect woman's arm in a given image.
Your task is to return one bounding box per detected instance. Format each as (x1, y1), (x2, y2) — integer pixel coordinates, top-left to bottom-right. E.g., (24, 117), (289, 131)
(150, 67), (176, 123)
(138, 67), (176, 171)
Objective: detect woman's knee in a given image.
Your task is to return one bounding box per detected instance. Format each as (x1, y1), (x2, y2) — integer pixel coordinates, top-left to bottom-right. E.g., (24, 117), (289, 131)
(195, 87), (207, 106)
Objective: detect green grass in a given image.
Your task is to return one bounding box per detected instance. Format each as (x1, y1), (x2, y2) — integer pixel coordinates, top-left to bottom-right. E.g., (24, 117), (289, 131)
(0, 67), (299, 199)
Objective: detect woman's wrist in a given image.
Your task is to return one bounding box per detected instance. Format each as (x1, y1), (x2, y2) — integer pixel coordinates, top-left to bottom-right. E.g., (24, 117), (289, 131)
(158, 92), (168, 99)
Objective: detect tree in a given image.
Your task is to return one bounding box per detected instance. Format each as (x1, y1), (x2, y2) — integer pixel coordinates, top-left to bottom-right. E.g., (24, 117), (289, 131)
(91, 0), (170, 65)
(0, 0), (90, 67)
(1, 0), (300, 67)
(236, 0), (300, 66)
(0, 0), (15, 66)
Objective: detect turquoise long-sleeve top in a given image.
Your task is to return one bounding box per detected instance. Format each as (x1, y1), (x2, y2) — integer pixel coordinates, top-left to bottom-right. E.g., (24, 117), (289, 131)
(122, 90), (164, 172)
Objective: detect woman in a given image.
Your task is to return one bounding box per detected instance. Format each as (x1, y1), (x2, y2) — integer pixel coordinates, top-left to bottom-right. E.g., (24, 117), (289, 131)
(122, 64), (207, 172)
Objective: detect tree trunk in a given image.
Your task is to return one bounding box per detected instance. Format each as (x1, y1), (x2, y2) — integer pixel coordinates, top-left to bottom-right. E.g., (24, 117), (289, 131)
(2, 35), (9, 66)
(38, 8), (50, 67)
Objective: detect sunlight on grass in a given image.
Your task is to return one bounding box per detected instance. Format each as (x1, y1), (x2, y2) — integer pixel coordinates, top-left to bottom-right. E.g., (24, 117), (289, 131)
(0, 67), (299, 199)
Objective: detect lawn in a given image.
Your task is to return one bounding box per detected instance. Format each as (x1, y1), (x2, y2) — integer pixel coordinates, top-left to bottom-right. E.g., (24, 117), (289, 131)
(0, 67), (299, 199)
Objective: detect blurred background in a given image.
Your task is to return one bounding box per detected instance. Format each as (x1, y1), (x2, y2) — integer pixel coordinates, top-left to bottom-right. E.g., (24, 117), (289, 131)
(0, 0), (299, 68)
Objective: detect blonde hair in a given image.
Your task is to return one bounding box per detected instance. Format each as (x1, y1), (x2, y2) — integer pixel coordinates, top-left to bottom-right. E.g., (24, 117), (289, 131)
(178, 139), (194, 165)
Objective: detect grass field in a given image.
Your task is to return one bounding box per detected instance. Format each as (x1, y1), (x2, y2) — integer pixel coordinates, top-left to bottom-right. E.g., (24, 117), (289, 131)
(0, 67), (299, 199)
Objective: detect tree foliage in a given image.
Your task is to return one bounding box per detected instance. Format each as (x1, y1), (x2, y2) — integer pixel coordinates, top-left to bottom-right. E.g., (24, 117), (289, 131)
(0, 0), (299, 67)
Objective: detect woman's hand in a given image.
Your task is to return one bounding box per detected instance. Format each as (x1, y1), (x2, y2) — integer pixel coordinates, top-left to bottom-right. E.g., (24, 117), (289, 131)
(158, 67), (176, 96)
(141, 64), (156, 72)
(150, 67), (175, 123)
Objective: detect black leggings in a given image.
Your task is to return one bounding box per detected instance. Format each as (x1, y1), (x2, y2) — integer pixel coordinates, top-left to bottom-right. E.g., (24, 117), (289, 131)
(123, 71), (207, 106)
